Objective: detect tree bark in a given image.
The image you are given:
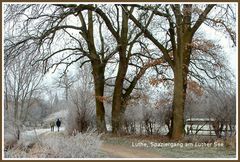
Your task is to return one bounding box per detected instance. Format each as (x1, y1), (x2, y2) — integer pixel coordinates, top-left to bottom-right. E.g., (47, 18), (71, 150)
(170, 35), (192, 139)
(80, 9), (108, 133)
(111, 8), (129, 135)
(169, 5), (193, 139)
(111, 53), (128, 134)
(171, 63), (185, 139)
(92, 62), (107, 133)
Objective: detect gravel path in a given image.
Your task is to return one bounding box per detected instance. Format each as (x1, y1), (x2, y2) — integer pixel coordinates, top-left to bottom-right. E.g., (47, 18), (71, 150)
(100, 143), (162, 158)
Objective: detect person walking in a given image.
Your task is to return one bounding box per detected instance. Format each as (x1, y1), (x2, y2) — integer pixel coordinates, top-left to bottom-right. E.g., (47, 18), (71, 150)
(50, 121), (55, 132)
(56, 118), (61, 132)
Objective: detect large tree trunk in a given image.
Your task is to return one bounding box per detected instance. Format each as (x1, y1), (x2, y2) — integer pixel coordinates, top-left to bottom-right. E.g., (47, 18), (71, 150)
(170, 32), (192, 139)
(111, 101), (125, 134)
(111, 9), (129, 135)
(170, 63), (185, 139)
(112, 91), (123, 134)
(84, 10), (107, 133)
(111, 57), (128, 135)
(92, 63), (107, 133)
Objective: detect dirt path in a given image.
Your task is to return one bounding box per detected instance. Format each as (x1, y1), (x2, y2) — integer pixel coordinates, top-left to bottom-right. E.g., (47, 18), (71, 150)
(100, 143), (162, 158)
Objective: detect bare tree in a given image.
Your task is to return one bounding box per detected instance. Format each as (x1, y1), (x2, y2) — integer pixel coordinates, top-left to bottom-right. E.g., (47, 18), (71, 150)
(4, 4), (236, 138)
(45, 89), (59, 113)
(124, 4), (236, 139)
(66, 63), (95, 134)
(4, 4), (118, 133)
(4, 47), (43, 140)
(54, 72), (76, 101)
(78, 4), (166, 134)
(205, 86), (236, 138)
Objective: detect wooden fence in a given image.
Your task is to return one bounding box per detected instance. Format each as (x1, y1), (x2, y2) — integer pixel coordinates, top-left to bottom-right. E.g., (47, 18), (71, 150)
(185, 118), (236, 136)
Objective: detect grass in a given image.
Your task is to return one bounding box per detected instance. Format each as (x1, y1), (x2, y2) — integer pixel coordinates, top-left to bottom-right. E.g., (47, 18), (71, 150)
(155, 145), (235, 158)
(4, 130), (103, 158)
(101, 134), (236, 158)
(5, 129), (236, 159)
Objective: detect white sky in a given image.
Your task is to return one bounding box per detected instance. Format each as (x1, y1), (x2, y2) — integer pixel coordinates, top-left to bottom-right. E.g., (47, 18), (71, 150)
(200, 24), (237, 73)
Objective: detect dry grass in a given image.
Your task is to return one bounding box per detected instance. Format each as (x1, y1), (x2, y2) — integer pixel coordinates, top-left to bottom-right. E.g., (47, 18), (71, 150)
(4, 130), (102, 158)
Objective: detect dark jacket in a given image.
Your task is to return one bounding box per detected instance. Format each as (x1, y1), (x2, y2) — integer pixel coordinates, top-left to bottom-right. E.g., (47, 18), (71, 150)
(56, 119), (61, 127)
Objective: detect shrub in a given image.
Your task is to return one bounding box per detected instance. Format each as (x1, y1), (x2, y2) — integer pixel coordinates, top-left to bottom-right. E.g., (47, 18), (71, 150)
(4, 134), (18, 150)
(4, 130), (102, 158)
(65, 88), (95, 135)
(42, 131), (102, 158)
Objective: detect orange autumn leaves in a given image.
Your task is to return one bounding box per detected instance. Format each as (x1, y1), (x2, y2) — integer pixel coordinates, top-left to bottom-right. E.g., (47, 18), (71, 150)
(95, 95), (111, 103)
(149, 77), (203, 96)
(187, 80), (203, 96)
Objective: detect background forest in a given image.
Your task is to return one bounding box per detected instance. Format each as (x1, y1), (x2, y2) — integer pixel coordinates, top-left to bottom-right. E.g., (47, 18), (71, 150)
(3, 3), (237, 158)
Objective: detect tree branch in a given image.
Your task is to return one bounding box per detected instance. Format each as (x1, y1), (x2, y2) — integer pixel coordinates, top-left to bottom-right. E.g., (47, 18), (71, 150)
(191, 4), (215, 35)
